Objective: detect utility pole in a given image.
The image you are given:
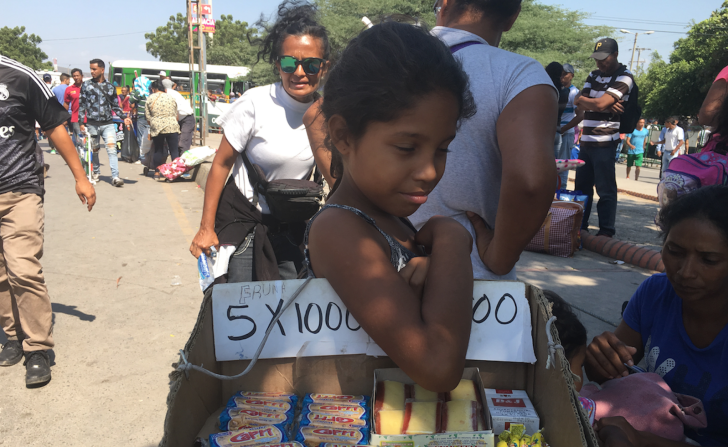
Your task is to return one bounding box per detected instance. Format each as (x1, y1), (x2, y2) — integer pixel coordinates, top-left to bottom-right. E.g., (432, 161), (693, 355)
(635, 47), (651, 74)
(187, 0), (208, 146)
(620, 29), (654, 73)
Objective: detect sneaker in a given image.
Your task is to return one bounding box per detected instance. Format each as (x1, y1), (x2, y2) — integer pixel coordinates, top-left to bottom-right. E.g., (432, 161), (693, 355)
(50, 150), (57, 155)
(92, 173), (100, 182)
(596, 231), (614, 238)
(112, 177), (125, 187)
(0, 340), (23, 366)
(134, 160), (141, 164)
(24, 350), (51, 386)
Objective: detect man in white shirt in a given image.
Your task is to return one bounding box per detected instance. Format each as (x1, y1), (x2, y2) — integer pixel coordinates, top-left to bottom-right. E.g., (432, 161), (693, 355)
(656, 116), (685, 175)
(162, 79), (195, 154)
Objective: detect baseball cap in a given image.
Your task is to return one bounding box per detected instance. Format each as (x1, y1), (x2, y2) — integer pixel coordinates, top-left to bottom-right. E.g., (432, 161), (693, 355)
(43, 74), (52, 82)
(591, 38), (618, 60)
(158, 70), (166, 76)
(162, 79), (175, 90)
(562, 63), (575, 74)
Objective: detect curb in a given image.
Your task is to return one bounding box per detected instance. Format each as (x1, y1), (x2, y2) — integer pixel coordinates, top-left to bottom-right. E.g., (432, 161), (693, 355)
(567, 178), (659, 202)
(581, 230), (664, 272)
(195, 162), (212, 191)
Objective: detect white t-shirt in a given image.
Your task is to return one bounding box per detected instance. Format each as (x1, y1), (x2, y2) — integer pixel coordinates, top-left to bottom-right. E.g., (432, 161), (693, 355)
(664, 126), (685, 156)
(216, 82), (315, 214)
(167, 89), (193, 118)
(410, 27), (555, 280)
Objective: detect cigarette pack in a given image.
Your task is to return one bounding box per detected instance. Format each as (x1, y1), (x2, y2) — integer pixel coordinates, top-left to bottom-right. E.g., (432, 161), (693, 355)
(483, 389), (539, 435)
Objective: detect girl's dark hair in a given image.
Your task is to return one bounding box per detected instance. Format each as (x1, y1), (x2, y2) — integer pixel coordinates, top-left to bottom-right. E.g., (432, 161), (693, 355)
(321, 21), (476, 191)
(252, 0), (330, 74)
(657, 185), (728, 243)
(151, 80), (166, 92)
(545, 62), (563, 89)
(542, 290), (587, 362)
(451, 0), (522, 19)
(707, 94), (728, 155)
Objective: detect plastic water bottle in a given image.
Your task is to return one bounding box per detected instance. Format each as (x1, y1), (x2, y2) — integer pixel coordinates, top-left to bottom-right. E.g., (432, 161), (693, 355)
(198, 250), (215, 292)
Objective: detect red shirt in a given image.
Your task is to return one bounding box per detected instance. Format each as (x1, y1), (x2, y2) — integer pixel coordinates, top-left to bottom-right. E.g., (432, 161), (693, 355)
(64, 84), (82, 123)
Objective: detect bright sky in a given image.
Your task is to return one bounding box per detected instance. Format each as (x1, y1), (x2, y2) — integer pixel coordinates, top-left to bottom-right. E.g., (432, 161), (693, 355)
(1, 0), (721, 72)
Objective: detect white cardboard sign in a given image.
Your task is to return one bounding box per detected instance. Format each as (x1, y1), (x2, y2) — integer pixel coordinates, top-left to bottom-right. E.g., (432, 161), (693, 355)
(212, 279), (536, 364)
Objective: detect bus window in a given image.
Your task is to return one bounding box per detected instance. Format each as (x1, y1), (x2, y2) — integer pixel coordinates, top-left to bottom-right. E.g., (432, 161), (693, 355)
(113, 67), (123, 87)
(170, 71), (191, 92)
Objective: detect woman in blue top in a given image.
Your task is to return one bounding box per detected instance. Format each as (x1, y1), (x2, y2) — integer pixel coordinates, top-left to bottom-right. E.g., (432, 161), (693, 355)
(586, 186), (728, 447)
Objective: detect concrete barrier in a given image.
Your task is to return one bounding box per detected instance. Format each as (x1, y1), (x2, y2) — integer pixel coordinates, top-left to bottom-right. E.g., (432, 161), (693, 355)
(581, 230), (664, 272)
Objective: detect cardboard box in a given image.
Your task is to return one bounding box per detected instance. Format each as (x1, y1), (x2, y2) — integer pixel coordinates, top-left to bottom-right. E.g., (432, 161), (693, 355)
(484, 389), (540, 435)
(370, 368), (493, 447)
(159, 282), (598, 447)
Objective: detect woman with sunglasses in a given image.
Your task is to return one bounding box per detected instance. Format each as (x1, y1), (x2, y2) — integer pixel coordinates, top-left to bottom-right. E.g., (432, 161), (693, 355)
(190, 0), (330, 284)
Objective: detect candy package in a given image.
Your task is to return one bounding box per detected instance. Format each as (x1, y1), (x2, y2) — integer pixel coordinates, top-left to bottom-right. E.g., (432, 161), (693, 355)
(226, 398), (296, 420)
(228, 391), (299, 404)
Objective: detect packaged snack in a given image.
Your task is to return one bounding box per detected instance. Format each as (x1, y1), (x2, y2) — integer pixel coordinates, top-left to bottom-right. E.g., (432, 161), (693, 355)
(209, 425), (289, 447)
(229, 391), (299, 403)
(484, 389), (540, 435)
(374, 381), (408, 412)
(296, 426), (368, 447)
(227, 398), (296, 418)
(442, 400), (478, 432)
(300, 412), (368, 429)
(374, 410), (404, 435)
(220, 407), (295, 432)
(401, 401), (442, 435)
(447, 379), (479, 402)
(301, 403), (368, 419)
(412, 384), (445, 402)
(304, 394), (369, 406)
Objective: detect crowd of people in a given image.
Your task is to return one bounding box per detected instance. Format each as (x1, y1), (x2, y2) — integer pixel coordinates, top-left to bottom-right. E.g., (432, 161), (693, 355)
(0, 0), (726, 445)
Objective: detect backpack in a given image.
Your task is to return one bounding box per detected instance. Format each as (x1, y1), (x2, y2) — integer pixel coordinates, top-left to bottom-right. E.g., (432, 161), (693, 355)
(614, 66), (642, 134)
(657, 151), (728, 208)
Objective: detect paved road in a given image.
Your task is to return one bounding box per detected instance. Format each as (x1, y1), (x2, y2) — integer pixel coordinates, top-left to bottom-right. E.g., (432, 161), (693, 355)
(0, 142), (205, 446)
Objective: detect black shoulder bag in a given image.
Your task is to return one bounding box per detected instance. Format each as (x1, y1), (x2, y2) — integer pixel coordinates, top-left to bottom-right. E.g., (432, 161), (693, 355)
(241, 151), (324, 223)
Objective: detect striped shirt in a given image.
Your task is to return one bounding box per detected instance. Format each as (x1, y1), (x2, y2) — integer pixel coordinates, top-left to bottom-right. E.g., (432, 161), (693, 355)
(580, 64), (634, 147)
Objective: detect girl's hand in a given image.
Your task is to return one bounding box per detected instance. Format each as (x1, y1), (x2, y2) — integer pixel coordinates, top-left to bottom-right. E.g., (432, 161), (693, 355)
(399, 257), (430, 300)
(190, 227), (219, 258)
(586, 331), (638, 381)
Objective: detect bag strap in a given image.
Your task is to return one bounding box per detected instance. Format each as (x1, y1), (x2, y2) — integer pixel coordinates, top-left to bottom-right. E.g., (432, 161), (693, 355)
(450, 41), (483, 54)
(240, 150), (267, 207)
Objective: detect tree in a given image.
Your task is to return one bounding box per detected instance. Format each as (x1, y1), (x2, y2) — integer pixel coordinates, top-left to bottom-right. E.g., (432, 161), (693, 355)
(0, 26), (52, 70)
(640, 1), (728, 119)
(501, 0), (613, 88)
(145, 14), (259, 66)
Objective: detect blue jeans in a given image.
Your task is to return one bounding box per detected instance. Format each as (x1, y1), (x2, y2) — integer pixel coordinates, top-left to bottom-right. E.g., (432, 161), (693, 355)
(557, 131), (574, 188)
(86, 123), (119, 178)
(136, 118), (150, 161)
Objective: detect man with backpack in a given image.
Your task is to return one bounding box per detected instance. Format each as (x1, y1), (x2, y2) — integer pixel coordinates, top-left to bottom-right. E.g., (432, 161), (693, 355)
(574, 38), (637, 238)
(656, 117), (685, 175)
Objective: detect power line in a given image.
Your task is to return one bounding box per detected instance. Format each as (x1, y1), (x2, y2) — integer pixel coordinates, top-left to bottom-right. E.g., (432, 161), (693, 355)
(583, 23), (723, 36)
(44, 31), (152, 41)
(590, 15), (691, 26)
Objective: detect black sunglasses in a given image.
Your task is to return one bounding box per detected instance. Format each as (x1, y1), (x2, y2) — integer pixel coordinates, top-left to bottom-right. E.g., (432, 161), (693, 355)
(279, 56), (325, 75)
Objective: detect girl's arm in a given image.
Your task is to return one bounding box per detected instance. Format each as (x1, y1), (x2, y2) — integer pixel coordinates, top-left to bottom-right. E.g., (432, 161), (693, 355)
(303, 98), (335, 187)
(189, 136), (238, 258)
(308, 212), (473, 392)
(585, 321), (643, 383)
(698, 78), (726, 127)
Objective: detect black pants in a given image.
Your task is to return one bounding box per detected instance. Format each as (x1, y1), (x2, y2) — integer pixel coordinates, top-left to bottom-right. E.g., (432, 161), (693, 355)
(574, 142), (618, 236)
(152, 133), (180, 170)
(178, 115), (195, 154)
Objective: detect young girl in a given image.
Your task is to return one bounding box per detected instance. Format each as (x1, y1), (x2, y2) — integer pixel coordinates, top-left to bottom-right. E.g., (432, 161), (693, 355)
(305, 21), (476, 392)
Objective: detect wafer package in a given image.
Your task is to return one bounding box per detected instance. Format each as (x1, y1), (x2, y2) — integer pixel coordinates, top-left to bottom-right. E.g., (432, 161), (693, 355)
(228, 392), (299, 403)
(300, 412), (368, 429)
(303, 394), (369, 406)
(301, 403), (368, 419)
(226, 398), (296, 419)
(295, 426), (369, 447)
(209, 425), (290, 447)
(219, 407), (295, 432)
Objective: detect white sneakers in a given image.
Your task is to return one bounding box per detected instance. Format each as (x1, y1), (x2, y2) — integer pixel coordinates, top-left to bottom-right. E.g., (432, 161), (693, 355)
(112, 177), (124, 187)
